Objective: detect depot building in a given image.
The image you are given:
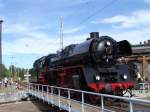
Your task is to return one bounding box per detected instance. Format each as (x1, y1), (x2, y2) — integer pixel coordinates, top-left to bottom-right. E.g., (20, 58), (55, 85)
(126, 40), (150, 81)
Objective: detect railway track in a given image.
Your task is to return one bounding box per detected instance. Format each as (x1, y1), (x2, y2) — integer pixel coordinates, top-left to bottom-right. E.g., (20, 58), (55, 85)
(105, 101), (128, 112)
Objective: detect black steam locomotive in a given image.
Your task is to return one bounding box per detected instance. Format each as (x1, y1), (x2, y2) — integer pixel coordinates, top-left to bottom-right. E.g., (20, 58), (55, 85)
(33, 32), (135, 98)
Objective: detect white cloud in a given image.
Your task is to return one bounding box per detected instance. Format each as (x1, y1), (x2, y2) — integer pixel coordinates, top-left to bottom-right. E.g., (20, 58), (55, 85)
(91, 9), (150, 44)
(92, 9), (150, 44)
(4, 8), (150, 56)
(111, 30), (149, 44)
(3, 23), (48, 35)
(4, 23), (29, 34)
(0, 16), (6, 22)
(64, 26), (84, 34)
(93, 10), (150, 28)
(98, 26), (150, 45)
(2, 22), (53, 54)
(2, 29), (87, 55)
(1, 19), (87, 55)
(3, 21), (149, 55)
(144, 0), (150, 3)
(4, 39), (50, 55)
(3, 32), (57, 55)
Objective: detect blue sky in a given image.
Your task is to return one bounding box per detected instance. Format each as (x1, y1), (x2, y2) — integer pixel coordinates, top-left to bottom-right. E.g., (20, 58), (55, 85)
(0, 0), (150, 69)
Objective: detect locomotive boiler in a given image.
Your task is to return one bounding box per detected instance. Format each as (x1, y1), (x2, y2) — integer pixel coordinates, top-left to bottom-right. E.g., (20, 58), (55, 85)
(33, 32), (135, 98)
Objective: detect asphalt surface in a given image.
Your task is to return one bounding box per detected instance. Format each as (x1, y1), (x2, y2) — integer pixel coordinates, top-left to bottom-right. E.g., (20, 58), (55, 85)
(0, 101), (53, 112)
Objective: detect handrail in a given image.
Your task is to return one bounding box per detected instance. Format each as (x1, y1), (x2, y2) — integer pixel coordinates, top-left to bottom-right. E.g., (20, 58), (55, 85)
(28, 83), (150, 112)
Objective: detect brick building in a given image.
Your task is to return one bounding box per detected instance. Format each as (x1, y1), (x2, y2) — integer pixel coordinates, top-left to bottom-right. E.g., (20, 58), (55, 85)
(126, 40), (150, 81)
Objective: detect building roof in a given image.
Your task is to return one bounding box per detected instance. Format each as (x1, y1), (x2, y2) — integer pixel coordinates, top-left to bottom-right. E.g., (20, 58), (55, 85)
(132, 44), (150, 54)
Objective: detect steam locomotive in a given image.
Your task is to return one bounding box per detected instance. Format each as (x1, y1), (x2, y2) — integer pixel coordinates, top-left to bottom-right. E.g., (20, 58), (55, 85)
(33, 32), (135, 98)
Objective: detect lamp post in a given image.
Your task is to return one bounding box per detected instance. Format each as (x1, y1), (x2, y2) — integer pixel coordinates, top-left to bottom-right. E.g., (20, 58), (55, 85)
(0, 20), (3, 76)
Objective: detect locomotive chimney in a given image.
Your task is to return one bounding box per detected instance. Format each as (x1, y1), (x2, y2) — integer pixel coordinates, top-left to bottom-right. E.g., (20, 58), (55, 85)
(90, 32), (99, 38)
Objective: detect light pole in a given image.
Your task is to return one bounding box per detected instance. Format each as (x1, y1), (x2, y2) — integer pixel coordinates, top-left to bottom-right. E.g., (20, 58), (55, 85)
(0, 20), (3, 76)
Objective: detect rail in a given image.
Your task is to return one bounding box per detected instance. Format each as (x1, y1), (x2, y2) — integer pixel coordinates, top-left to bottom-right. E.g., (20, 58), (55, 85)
(28, 83), (150, 112)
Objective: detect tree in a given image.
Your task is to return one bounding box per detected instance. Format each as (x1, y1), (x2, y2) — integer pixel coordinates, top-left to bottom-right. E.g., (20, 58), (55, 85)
(29, 68), (37, 80)
(9, 65), (16, 76)
(0, 64), (29, 81)
(0, 64), (11, 79)
(29, 68), (36, 77)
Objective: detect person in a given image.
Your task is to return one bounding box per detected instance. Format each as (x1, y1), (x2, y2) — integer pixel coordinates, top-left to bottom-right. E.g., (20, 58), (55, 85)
(136, 72), (143, 83)
(15, 82), (19, 89)
(4, 77), (8, 88)
(0, 80), (2, 89)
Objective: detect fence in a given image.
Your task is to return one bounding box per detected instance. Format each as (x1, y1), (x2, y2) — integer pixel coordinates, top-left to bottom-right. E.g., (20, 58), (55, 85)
(0, 83), (28, 103)
(0, 91), (27, 103)
(28, 83), (150, 112)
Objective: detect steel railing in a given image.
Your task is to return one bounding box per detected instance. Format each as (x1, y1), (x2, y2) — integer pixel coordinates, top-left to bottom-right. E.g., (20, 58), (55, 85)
(28, 83), (150, 112)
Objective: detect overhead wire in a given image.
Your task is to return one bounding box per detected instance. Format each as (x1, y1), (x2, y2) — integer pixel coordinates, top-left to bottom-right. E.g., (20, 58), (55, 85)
(75, 0), (119, 27)
(31, 0), (119, 59)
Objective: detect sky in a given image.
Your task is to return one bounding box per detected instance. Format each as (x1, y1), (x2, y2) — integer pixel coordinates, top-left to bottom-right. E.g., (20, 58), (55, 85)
(0, 0), (150, 69)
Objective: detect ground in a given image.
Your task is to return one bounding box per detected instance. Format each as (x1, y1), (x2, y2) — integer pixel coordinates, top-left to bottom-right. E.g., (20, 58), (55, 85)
(0, 101), (53, 112)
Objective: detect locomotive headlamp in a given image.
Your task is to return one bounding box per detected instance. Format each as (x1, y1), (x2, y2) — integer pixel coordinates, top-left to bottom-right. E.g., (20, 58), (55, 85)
(95, 75), (101, 81)
(106, 41), (111, 46)
(123, 74), (127, 80)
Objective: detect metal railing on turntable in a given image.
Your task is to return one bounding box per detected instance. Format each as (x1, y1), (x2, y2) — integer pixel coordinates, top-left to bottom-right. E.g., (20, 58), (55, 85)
(28, 83), (150, 112)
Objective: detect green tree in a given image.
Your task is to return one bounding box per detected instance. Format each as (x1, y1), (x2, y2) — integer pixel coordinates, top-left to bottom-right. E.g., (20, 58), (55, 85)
(29, 68), (36, 77)
(8, 65), (28, 81)
(9, 65), (16, 77)
(29, 68), (37, 82)
(0, 64), (11, 79)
